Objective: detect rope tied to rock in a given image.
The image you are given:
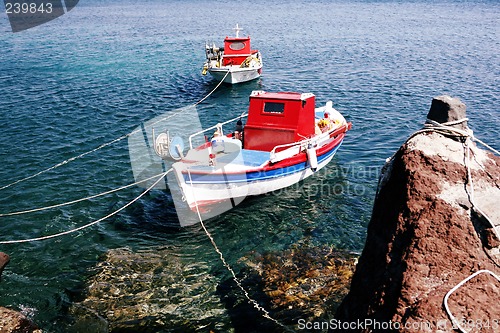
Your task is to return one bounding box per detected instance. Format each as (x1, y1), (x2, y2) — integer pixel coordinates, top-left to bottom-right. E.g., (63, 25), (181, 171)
(413, 118), (500, 333)
(383, 117), (500, 242)
(427, 119), (499, 240)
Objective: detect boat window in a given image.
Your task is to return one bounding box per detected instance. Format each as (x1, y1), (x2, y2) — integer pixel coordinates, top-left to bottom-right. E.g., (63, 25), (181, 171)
(263, 102), (285, 114)
(229, 42), (246, 51)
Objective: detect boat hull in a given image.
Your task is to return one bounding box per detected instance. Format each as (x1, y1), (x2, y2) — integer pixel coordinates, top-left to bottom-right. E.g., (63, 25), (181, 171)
(172, 136), (343, 221)
(208, 66), (262, 84)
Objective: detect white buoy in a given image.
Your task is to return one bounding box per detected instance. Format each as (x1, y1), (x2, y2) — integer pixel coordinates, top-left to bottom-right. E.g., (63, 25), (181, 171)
(307, 143), (318, 171)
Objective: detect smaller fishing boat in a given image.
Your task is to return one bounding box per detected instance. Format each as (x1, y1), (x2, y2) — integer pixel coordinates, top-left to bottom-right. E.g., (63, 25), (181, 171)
(154, 91), (351, 225)
(202, 24), (263, 84)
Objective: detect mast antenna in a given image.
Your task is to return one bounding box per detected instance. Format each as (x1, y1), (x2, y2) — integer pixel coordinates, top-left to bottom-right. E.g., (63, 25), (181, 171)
(233, 23), (242, 38)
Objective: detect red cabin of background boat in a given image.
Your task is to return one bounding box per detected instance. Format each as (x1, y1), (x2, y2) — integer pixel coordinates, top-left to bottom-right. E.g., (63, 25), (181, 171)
(243, 91), (316, 151)
(222, 36), (258, 66)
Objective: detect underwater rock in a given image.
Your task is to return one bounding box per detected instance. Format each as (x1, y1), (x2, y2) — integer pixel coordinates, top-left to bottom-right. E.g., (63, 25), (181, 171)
(0, 307), (41, 333)
(233, 245), (357, 328)
(69, 247), (231, 332)
(336, 96), (500, 332)
(0, 252), (9, 280)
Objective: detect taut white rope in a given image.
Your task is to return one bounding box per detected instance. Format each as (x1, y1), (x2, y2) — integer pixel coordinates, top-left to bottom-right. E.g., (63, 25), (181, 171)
(0, 169), (171, 244)
(0, 71), (230, 192)
(185, 167), (294, 332)
(0, 172), (167, 217)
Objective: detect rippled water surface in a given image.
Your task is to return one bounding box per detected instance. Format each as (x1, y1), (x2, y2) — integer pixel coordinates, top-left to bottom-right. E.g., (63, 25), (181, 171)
(0, 0), (498, 331)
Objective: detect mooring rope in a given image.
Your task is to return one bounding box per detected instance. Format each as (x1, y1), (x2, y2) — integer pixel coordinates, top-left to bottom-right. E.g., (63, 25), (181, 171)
(0, 170), (171, 244)
(185, 168), (294, 332)
(0, 172), (167, 217)
(443, 269), (500, 333)
(397, 118), (500, 331)
(425, 119), (500, 241)
(0, 71), (230, 192)
(381, 118), (500, 241)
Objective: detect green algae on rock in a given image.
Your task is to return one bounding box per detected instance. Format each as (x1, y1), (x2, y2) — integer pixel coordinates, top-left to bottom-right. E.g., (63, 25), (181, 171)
(68, 247), (231, 332)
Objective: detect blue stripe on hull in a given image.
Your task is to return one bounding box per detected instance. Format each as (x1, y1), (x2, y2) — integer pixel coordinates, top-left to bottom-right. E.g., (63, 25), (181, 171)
(184, 141), (342, 184)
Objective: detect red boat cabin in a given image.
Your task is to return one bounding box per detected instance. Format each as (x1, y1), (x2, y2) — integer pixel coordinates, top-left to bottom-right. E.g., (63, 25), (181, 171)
(243, 91), (316, 151)
(222, 36), (258, 66)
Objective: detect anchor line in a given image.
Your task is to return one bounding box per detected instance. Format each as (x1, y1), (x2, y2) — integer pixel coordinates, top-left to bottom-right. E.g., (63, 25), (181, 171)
(0, 169), (171, 245)
(0, 172), (168, 217)
(185, 168), (294, 332)
(0, 70), (230, 192)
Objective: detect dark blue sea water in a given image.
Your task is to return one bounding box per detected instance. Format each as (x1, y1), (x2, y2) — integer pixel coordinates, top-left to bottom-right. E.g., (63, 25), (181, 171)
(0, 0), (498, 331)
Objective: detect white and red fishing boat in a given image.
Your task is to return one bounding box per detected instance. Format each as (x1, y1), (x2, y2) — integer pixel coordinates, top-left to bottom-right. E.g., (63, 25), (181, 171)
(202, 24), (262, 84)
(159, 91), (351, 223)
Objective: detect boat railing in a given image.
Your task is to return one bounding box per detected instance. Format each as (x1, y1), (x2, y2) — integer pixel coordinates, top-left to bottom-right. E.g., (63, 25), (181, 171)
(269, 123), (349, 163)
(188, 113), (249, 149)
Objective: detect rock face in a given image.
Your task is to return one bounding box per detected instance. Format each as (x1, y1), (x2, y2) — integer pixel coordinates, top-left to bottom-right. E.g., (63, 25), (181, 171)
(0, 307), (41, 333)
(0, 253), (41, 333)
(0, 252), (9, 280)
(336, 96), (500, 332)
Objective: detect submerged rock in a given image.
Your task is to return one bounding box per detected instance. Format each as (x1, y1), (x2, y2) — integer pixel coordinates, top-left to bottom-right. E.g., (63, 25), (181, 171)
(336, 96), (500, 332)
(69, 247), (231, 332)
(71, 244), (357, 332)
(231, 245), (357, 329)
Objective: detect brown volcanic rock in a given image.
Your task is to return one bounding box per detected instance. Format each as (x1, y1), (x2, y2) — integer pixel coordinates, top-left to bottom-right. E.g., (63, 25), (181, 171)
(335, 128), (500, 332)
(0, 254), (41, 333)
(0, 307), (41, 333)
(0, 252), (9, 280)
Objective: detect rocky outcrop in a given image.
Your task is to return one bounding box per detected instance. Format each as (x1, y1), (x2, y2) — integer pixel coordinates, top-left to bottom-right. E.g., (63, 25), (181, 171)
(0, 253), (41, 333)
(0, 252), (9, 280)
(0, 307), (41, 333)
(336, 96), (500, 332)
